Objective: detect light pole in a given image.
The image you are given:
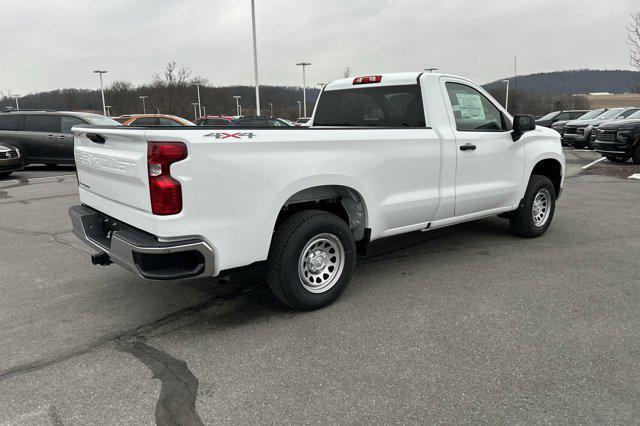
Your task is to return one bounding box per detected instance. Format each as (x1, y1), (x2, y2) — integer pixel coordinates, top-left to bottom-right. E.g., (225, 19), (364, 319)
(202, 106), (207, 117)
(233, 96), (241, 116)
(424, 67), (438, 73)
(11, 94), (20, 110)
(268, 102), (273, 117)
(156, 107), (160, 114)
(139, 96), (148, 114)
(105, 105), (111, 117)
(297, 100), (301, 118)
(193, 82), (202, 118)
(191, 103), (199, 120)
(296, 62), (311, 117)
(93, 70), (108, 116)
(502, 79), (510, 110)
(250, 0), (261, 116)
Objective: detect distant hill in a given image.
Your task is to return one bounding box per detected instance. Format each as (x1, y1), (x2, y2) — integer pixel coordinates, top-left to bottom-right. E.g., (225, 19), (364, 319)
(484, 69), (640, 95)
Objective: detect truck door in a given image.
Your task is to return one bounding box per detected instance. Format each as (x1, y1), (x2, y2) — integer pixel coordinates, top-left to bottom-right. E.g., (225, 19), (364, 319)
(442, 80), (525, 216)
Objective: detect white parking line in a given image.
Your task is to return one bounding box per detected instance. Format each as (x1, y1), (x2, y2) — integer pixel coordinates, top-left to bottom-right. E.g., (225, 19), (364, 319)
(581, 157), (606, 170)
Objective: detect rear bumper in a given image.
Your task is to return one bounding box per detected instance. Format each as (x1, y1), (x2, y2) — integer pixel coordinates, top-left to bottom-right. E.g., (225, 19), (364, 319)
(69, 204), (215, 280)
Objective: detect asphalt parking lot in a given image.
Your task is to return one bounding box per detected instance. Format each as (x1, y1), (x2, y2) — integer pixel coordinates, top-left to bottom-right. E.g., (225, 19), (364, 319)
(1, 149), (639, 424)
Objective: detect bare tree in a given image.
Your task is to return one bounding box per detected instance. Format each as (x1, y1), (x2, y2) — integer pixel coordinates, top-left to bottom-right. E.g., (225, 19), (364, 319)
(628, 12), (640, 93)
(343, 67), (352, 78)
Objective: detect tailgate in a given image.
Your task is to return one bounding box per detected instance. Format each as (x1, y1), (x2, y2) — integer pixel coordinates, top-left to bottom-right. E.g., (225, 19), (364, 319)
(74, 127), (151, 212)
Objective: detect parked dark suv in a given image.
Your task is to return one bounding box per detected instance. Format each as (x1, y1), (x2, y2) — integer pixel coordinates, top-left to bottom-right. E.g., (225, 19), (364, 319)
(593, 110), (640, 164)
(0, 110), (120, 165)
(230, 116), (293, 127)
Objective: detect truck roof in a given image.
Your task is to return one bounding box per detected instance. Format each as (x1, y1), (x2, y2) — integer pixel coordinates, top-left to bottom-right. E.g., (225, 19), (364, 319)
(324, 72), (469, 91)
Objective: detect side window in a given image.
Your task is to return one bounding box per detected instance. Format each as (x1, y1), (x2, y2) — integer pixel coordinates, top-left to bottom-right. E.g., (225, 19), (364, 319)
(22, 115), (61, 133)
(158, 118), (181, 126)
(445, 83), (504, 132)
(568, 112), (585, 120)
(131, 117), (158, 126)
(270, 119), (286, 127)
(61, 116), (87, 134)
(555, 112), (571, 121)
(0, 114), (21, 131)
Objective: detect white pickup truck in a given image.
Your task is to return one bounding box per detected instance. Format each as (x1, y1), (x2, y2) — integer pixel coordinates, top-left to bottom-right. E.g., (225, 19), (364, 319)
(69, 72), (565, 310)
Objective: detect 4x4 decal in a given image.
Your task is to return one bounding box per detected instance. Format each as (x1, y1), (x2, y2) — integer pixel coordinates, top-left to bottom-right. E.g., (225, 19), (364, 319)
(204, 132), (256, 140)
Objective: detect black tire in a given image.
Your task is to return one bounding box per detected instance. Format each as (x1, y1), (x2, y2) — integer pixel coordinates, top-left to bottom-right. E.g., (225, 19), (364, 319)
(0, 171), (12, 178)
(632, 145), (640, 165)
(509, 175), (556, 238)
(267, 210), (356, 311)
(606, 155), (630, 163)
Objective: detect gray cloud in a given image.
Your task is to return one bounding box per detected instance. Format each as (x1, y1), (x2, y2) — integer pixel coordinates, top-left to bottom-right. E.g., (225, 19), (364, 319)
(2, 0), (638, 95)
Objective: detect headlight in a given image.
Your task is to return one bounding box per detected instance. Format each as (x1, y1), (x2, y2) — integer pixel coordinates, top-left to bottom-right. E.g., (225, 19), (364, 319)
(617, 131), (631, 143)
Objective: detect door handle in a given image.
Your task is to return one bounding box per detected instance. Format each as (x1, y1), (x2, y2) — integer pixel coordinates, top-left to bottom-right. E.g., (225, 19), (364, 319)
(57, 135), (67, 140)
(47, 134), (55, 140)
(459, 143), (476, 151)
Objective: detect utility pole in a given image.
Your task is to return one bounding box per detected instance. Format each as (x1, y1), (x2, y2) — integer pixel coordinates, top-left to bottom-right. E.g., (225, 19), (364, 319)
(296, 62), (311, 117)
(297, 100), (302, 118)
(202, 106), (207, 117)
(514, 56), (518, 114)
(105, 105), (111, 117)
(191, 103), (199, 120)
(93, 70), (108, 116)
(502, 79), (510, 110)
(194, 83), (203, 118)
(139, 96), (148, 114)
(233, 96), (242, 116)
(250, 0), (261, 116)
(11, 94), (20, 110)
(268, 102), (273, 116)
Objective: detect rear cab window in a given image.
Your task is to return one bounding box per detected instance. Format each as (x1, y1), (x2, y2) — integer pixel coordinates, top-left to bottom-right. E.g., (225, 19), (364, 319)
(313, 85), (426, 127)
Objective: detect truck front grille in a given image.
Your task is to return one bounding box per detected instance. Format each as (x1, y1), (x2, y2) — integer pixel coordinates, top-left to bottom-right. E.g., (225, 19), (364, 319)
(596, 131), (617, 142)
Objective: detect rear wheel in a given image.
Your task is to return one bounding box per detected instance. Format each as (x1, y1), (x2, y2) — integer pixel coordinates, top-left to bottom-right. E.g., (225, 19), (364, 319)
(606, 155), (630, 163)
(267, 210), (356, 311)
(509, 175), (556, 238)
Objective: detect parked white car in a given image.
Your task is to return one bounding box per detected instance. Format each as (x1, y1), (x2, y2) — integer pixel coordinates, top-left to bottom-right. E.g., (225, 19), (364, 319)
(69, 72), (565, 310)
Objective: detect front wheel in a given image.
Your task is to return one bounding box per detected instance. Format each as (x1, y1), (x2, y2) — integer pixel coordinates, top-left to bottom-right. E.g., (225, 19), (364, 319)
(267, 210), (356, 311)
(606, 155), (630, 163)
(509, 175), (556, 238)
(632, 145), (640, 165)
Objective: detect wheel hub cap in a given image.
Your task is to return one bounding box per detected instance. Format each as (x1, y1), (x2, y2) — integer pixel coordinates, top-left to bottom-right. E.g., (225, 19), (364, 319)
(532, 188), (551, 227)
(298, 233), (345, 294)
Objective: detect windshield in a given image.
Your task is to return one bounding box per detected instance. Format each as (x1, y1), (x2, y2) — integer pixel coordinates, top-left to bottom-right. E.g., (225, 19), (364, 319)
(595, 108), (624, 120)
(627, 110), (640, 119)
(82, 115), (122, 125)
(538, 111), (559, 121)
(577, 110), (605, 120)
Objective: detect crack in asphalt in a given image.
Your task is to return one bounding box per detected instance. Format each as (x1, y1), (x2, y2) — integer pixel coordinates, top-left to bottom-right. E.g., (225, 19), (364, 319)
(117, 340), (204, 426)
(0, 225), (87, 255)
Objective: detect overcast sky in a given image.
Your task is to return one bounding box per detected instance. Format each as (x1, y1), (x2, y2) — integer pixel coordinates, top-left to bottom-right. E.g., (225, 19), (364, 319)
(2, 0), (638, 95)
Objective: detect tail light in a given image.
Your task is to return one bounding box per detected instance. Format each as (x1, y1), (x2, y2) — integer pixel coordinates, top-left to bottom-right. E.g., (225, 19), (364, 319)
(353, 75), (382, 85)
(147, 142), (188, 215)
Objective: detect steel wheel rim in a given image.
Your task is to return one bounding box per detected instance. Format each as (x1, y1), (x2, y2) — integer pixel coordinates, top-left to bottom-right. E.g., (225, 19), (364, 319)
(532, 188), (551, 227)
(298, 233), (345, 294)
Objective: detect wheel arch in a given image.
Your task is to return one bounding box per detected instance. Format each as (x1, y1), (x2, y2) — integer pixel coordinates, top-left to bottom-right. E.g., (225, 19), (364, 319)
(274, 184), (369, 243)
(530, 157), (563, 198)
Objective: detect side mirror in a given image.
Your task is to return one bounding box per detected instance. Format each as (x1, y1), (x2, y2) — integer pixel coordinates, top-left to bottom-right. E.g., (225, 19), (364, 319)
(512, 114), (536, 141)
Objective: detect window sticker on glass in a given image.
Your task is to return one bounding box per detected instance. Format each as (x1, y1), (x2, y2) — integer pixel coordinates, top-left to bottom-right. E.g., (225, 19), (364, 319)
(455, 93), (485, 120)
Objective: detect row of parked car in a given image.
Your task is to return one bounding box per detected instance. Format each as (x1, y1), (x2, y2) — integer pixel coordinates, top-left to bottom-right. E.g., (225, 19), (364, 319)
(536, 107), (640, 164)
(0, 109), (311, 178)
